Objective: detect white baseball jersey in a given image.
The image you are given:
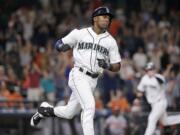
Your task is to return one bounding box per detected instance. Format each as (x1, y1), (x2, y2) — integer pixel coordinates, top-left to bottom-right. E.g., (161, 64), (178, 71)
(138, 73), (180, 135)
(137, 74), (166, 104)
(62, 27), (121, 73)
(54, 27), (121, 135)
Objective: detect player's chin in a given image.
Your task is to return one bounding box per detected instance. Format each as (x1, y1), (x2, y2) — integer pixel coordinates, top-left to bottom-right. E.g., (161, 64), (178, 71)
(100, 24), (109, 29)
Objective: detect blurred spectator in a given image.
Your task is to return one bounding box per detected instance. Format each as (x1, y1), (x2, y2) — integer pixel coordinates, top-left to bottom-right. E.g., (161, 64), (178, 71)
(1, 81), (10, 94)
(109, 18), (122, 36)
(0, 65), (8, 81)
(148, 46), (162, 70)
(104, 107), (127, 135)
(0, 80), (23, 108)
(6, 67), (18, 85)
(173, 72), (180, 111)
(100, 71), (121, 104)
(19, 40), (32, 67)
(0, 0), (179, 134)
(131, 98), (142, 113)
(120, 58), (136, 103)
(123, 27), (136, 57)
(129, 98), (145, 135)
(133, 46), (148, 73)
(27, 63), (42, 101)
(34, 46), (50, 70)
(167, 36), (180, 65)
(94, 91), (103, 111)
(21, 9), (35, 41)
(40, 69), (55, 102)
(21, 66), (30, 97)
(33, 24), (49, 47)
(108, 90), (130, 113)
(53, 66), (68, 101)
(5, 45), (21, 77)
(0, 81), (9, 105)
(160, 46), (170, 70)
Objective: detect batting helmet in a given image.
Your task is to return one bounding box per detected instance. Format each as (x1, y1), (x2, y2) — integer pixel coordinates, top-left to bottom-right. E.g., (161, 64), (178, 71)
(145, 62), (155, 70)
(92, 7), (114, 19)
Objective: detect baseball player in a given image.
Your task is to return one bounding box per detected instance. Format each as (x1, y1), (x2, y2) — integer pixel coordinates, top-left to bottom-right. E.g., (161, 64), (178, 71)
(30, 7), (121, 135)
(136, 62), (180, 135)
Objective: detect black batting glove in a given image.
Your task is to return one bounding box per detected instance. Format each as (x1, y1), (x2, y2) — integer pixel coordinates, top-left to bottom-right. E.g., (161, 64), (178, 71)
(97, 58), (110, 69)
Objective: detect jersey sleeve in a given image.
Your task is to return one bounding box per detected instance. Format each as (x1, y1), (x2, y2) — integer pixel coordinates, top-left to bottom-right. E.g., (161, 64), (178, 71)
(109, 39), (121, 64)
(137, 77), (145, 92)
(61, 29), (79, 48)
(155, 74), (165, 84)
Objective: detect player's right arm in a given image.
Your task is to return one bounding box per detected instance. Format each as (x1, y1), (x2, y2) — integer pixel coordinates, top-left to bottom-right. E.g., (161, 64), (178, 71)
(55, 39), (71, 52)
(135, 76), (145, 100)
(55, 29), (79, 52)
(97, 38), (121, 72)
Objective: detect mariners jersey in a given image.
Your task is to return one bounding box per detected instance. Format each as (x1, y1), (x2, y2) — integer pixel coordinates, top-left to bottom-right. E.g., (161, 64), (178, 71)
(62, 27), (121, 74)
(137, 74), (166, 104)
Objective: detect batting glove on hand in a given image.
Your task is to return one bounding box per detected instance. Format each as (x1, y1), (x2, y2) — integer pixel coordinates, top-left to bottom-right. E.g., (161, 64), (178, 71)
(97, 58), (110, 69)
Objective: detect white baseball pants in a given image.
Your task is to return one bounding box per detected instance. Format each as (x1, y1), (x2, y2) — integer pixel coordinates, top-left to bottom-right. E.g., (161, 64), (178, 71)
(54, 67), (98, 135)
(145, 99), (180, 135)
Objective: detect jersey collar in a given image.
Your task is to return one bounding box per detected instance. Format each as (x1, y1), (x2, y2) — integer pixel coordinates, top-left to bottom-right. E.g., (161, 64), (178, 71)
(88, 27), (109, 38)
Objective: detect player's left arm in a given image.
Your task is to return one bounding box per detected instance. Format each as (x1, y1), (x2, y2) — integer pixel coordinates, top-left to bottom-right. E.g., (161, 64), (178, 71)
(108, 62), (121, 72)
(107, 38), (121, 72)
(97, 39), (121, 72)
(97, 59), (121, 72)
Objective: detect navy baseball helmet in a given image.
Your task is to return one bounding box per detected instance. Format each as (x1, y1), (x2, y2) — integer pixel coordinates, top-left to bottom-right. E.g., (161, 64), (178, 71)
(145, 62), (155, 70)
(92, 7), (114, 19)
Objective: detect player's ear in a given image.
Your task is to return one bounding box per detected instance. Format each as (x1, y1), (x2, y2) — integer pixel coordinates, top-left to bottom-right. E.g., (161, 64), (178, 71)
(93, 16), (98, 23)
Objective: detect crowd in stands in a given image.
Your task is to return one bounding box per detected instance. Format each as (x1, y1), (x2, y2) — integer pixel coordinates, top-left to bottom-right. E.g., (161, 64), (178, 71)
(0, 0), (179, 134)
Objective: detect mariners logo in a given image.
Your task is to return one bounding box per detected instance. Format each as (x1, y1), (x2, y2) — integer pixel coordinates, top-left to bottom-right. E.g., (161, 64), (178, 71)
(78, 42), (109, 56)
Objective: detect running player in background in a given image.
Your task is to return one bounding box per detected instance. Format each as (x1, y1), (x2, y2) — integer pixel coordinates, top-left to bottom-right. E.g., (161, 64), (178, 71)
(30, 6), (121, 135)
(136, 62), (180, 135)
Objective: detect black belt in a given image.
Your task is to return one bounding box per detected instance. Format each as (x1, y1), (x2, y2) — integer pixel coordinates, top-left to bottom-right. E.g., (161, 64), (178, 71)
(79, 67), (99, 78)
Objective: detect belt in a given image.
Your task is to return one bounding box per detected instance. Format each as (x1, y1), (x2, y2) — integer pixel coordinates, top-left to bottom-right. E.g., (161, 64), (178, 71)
(79, 67), (99, 78)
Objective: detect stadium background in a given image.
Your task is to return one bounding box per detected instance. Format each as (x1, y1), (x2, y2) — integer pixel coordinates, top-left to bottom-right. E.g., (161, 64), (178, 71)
(0, 0), (179, 135)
